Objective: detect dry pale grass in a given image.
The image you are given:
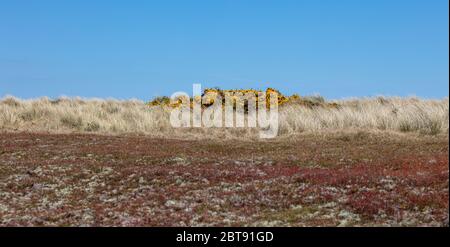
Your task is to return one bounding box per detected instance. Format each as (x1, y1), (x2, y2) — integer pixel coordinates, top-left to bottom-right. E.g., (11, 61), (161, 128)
(0, 95), (448, 139)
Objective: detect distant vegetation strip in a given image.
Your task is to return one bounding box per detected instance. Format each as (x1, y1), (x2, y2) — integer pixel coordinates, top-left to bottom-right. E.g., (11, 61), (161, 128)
(0, 95), (448, 138)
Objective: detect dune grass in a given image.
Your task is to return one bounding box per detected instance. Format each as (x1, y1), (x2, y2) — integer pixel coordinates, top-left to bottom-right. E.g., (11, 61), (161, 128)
(0, 95), (448, 139)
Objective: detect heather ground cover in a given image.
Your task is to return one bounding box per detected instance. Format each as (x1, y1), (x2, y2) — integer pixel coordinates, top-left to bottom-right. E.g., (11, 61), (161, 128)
(0, 132), (447, 226)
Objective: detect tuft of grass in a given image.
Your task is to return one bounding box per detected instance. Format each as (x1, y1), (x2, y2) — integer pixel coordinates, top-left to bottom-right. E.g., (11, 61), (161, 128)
(0, 96), (21, 107)
(60, 115), (83, 130)
(85, 121), (100, 132)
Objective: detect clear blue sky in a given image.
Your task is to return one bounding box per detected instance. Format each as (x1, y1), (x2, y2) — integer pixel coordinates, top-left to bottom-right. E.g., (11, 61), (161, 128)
(1, 0), (448, 100)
